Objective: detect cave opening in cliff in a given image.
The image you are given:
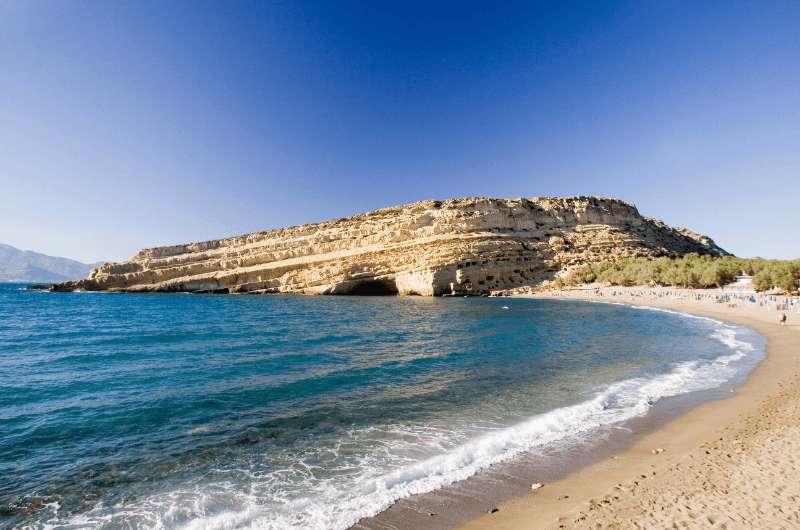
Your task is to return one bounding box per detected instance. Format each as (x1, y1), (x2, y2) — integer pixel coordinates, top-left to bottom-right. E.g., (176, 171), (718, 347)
(348, 279), (399, 295)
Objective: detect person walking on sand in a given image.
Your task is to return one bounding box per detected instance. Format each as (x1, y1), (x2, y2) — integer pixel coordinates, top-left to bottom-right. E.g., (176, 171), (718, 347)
(780, 313), (787, 326)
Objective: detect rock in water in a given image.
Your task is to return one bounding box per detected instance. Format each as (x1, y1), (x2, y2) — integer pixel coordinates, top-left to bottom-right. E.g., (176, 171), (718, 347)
(50, 196), (727, 295)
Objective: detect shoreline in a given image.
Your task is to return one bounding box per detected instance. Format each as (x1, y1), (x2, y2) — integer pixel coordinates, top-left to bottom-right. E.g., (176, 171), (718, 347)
(458, 287), (800, 529)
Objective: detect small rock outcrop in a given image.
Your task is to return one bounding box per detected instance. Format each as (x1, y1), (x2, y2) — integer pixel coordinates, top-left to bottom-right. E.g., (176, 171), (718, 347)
(49, 196), (727, 296)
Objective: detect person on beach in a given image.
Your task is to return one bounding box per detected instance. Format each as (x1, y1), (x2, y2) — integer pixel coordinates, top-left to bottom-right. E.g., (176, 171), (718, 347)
(780, 313), (787, 326)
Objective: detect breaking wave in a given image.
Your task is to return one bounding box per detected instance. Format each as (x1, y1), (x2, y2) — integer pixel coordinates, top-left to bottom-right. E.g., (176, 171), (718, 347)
(39, 307), (763, 530)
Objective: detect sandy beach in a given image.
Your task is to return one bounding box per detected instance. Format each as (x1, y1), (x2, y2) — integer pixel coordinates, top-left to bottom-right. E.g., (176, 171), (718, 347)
(460, 287), (800, 530)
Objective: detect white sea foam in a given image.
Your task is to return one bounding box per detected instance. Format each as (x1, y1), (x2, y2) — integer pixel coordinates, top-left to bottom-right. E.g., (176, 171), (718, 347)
(590, 299), (723, 323)
(627, 303), (722, 323)
(45, 314), (764, 530)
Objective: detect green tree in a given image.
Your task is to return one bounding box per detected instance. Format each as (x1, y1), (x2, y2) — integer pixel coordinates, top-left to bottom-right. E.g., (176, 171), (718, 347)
(752, 270), (773, 291)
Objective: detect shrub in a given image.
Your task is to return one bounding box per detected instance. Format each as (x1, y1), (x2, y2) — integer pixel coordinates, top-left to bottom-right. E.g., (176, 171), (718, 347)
(559, 254), (800, 293)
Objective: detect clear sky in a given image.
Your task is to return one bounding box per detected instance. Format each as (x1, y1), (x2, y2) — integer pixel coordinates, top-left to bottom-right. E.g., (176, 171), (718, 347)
(1, 1), (798, 263)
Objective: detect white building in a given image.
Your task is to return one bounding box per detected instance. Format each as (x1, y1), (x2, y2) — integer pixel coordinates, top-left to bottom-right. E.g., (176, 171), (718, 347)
(723, 274), (756, 294)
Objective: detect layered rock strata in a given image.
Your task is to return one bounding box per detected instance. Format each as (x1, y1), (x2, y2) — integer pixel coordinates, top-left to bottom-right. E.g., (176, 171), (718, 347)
(50, 197), (727, 296)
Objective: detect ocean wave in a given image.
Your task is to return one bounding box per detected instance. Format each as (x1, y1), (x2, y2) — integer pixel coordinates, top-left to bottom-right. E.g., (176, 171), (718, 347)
(627, 303), (723, 324)
(41, 318), (764, 530)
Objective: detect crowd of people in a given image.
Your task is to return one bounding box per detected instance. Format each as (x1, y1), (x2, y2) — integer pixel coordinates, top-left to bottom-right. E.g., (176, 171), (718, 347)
(585, 287), (800, 325)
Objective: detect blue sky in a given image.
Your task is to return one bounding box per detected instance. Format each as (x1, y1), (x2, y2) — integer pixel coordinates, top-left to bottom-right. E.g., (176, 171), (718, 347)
(1, 1), (798, 262)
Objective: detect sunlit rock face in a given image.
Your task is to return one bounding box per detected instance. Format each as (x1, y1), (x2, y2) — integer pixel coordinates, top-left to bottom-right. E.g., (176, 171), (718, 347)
(51, 196), (727, 296)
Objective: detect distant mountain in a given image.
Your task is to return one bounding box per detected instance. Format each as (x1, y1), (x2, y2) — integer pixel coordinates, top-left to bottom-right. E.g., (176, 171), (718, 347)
(0, 244), (101, 283)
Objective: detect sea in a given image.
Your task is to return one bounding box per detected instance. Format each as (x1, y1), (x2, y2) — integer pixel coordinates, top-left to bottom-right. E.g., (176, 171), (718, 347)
(0, 283), (765, 530)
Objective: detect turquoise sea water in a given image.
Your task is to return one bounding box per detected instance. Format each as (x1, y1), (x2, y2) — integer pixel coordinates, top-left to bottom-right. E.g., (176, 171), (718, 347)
(0, 283), (764, 529)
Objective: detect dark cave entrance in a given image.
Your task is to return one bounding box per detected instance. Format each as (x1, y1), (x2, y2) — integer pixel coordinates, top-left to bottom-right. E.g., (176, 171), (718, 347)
(348, 279), (399, 295)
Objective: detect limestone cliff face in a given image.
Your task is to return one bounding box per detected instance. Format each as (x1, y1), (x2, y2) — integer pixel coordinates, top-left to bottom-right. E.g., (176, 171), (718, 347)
(52, 197), (727, 296)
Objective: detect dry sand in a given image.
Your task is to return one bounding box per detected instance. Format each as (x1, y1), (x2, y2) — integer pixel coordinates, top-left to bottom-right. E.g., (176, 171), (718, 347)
(459, 287), (800, 530)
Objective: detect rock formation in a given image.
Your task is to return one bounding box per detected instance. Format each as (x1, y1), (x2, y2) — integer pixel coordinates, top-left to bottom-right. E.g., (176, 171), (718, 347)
(49, 197), (727, 296)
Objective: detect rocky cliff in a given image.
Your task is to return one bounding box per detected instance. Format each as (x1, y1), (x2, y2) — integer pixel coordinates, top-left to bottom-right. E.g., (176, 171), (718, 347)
(50, 197), (727, 296)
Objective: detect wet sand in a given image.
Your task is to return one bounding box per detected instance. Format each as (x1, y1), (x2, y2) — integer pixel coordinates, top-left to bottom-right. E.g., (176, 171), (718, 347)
(460, 287), (800, 529)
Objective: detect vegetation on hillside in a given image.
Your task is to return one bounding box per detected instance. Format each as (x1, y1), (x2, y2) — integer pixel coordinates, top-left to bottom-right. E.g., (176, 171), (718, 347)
(559, 254), (800, 293)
